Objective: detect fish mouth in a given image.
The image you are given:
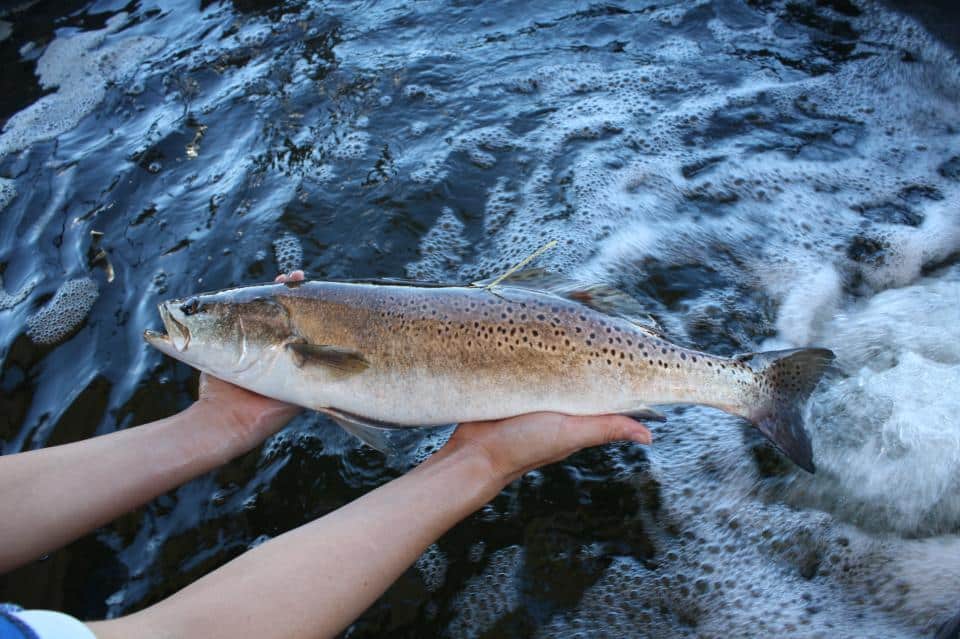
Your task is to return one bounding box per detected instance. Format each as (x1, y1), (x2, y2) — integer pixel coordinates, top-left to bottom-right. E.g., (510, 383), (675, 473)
(144, 302), (191, 353)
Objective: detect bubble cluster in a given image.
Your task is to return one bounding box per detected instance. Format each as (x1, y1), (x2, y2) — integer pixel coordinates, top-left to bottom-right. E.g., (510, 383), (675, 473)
(0, 13), (163, 157)
(453, 126), (518, 169)
(446, 546), (524, 638)
(272, 233), (304, 274)
(403, 84), (445, 103)
(0, 178), (15, 211)
(0, 275), (36, 312)
(331, 130), (370, 160)
(406, 208), (469, 280)
(400, 1), (960, 635)
(408, 425), (455, 467)
(415, 543), (448, 593)
(25, 277), (99, 345)
(782, 270), (960, 535)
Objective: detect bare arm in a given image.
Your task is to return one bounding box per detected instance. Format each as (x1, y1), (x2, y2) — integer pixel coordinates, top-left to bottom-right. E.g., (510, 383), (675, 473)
(0, 376), (300, 574)
(88, 413), (652, 639)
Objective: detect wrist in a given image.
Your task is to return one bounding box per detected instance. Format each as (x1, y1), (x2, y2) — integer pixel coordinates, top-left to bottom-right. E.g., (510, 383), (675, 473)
(172, 401), (251, 466)
(423, 438), (512, 502)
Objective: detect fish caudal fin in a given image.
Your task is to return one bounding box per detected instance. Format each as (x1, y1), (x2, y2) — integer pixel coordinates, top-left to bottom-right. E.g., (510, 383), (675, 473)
(735, 348), (835, 473)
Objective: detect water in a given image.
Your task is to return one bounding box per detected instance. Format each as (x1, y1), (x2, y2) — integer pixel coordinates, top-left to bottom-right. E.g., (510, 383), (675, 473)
(1, 0), (959, 636)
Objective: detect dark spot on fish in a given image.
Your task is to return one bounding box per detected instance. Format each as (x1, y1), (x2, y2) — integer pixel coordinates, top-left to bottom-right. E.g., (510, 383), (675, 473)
(180, 297), (202, 316)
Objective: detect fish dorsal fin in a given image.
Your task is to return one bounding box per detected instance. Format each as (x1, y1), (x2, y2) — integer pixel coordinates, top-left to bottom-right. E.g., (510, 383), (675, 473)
(286, 342), (369, 376)
(555, 282), (665, 336)
(319, 408), (426, 456)
(475, 268), (666, 337)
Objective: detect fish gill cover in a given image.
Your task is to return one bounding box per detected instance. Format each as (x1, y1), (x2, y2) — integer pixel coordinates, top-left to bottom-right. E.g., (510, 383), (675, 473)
(0, 0), (959, 636)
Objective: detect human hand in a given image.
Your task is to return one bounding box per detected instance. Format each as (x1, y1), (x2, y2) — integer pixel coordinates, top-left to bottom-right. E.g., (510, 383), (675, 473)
(191, 271), (307, 455)
(445, 412), (652, 486)
(195, 374), (302, 456)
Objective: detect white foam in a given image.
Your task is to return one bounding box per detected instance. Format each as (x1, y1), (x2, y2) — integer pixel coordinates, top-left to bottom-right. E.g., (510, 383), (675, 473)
(402, 1), (960, 633)
(780, 270), (960, 534)
(0, 274), (36, 312)
(446, 545), (524, 638)
(0, 14), (164, 157)
(406, 208), (468, 280)
(25, 277), (98, 344)
(415, 543), (448, 592)
(272, 233), (303, 274)
(0, 178), (15, 212)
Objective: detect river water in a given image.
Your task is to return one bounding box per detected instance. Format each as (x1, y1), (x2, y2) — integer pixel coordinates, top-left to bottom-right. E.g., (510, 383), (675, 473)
(1, 0), (959, 636)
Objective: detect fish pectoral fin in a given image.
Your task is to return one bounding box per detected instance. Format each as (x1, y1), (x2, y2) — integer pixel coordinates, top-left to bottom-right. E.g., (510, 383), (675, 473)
(319, 408), (424, 455)
(286, 342), (369, 376)
(617, 405), (667, 422)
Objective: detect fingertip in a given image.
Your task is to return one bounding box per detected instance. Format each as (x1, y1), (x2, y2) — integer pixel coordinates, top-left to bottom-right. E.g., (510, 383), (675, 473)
(274, 274), (286, 283)
(630, 427), (653, 445)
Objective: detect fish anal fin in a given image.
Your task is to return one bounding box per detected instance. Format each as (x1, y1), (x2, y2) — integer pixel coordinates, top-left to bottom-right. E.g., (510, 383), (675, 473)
(286, 342), (369, 376)
(320, 408), (424, 455)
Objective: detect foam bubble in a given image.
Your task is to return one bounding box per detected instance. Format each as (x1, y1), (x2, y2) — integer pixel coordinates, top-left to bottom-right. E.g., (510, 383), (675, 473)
(415, 543), (448, 592)
(0, 14), (164, 157)
(446, 545), (524, 638)
(0, 178), (15, 212)
(782, 270), (960, 535)
(398, 2), (960, 634)
(468, 540), (486, 563)
(25, 277), (98, 344)
(272, 233), (303, 274)
(406, 208), (468, 280)
(331, 130), (370, 160)
(0, 274), (36, 312)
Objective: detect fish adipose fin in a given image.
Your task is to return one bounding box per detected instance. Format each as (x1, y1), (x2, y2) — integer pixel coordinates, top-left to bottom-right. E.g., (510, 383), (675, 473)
(320, 408), (425, 455)
(737, 348), (835, 473)
(286, 342), (369, 376)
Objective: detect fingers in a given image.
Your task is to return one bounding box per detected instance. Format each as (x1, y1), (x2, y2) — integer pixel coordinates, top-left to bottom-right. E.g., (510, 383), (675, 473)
(274, 270), (306, 283)
(560, 414), (652, 449)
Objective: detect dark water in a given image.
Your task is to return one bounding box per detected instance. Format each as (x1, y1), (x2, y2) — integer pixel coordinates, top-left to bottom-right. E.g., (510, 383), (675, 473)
(1, 0), (960, 636)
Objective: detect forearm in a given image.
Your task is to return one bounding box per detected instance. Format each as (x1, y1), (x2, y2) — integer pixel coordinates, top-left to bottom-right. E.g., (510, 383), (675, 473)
(0, 403), (240, 573)
(90, 442), (505, 639)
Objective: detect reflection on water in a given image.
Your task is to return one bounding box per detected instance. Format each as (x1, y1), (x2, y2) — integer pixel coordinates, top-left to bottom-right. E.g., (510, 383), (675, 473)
(1, 0), (959, 636)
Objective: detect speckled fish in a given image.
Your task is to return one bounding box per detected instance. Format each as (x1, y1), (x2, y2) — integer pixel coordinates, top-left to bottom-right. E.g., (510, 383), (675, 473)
(144, 274), (834, 472)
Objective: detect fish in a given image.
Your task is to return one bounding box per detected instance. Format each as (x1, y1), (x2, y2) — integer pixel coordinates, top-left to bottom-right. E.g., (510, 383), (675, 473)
(144, 273), (834, 472)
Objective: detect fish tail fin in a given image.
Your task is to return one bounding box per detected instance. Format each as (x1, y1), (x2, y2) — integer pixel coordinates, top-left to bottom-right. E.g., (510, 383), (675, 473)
(734, 347), (835, 473)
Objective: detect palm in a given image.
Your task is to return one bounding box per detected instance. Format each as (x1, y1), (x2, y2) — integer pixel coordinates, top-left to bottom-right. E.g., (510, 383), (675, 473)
(198, 373), (302, 444)
(451, 412), (652, 483)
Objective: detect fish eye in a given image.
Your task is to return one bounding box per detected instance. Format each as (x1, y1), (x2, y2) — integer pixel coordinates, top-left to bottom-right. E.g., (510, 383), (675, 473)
(179, 298), (204, 316)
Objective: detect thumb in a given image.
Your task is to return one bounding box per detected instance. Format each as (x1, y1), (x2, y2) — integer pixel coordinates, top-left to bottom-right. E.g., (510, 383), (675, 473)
(561, 414), (653, 450)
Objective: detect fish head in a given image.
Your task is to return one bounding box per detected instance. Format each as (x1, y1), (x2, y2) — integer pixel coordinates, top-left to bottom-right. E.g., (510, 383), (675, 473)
(144, 288), (293, 383)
